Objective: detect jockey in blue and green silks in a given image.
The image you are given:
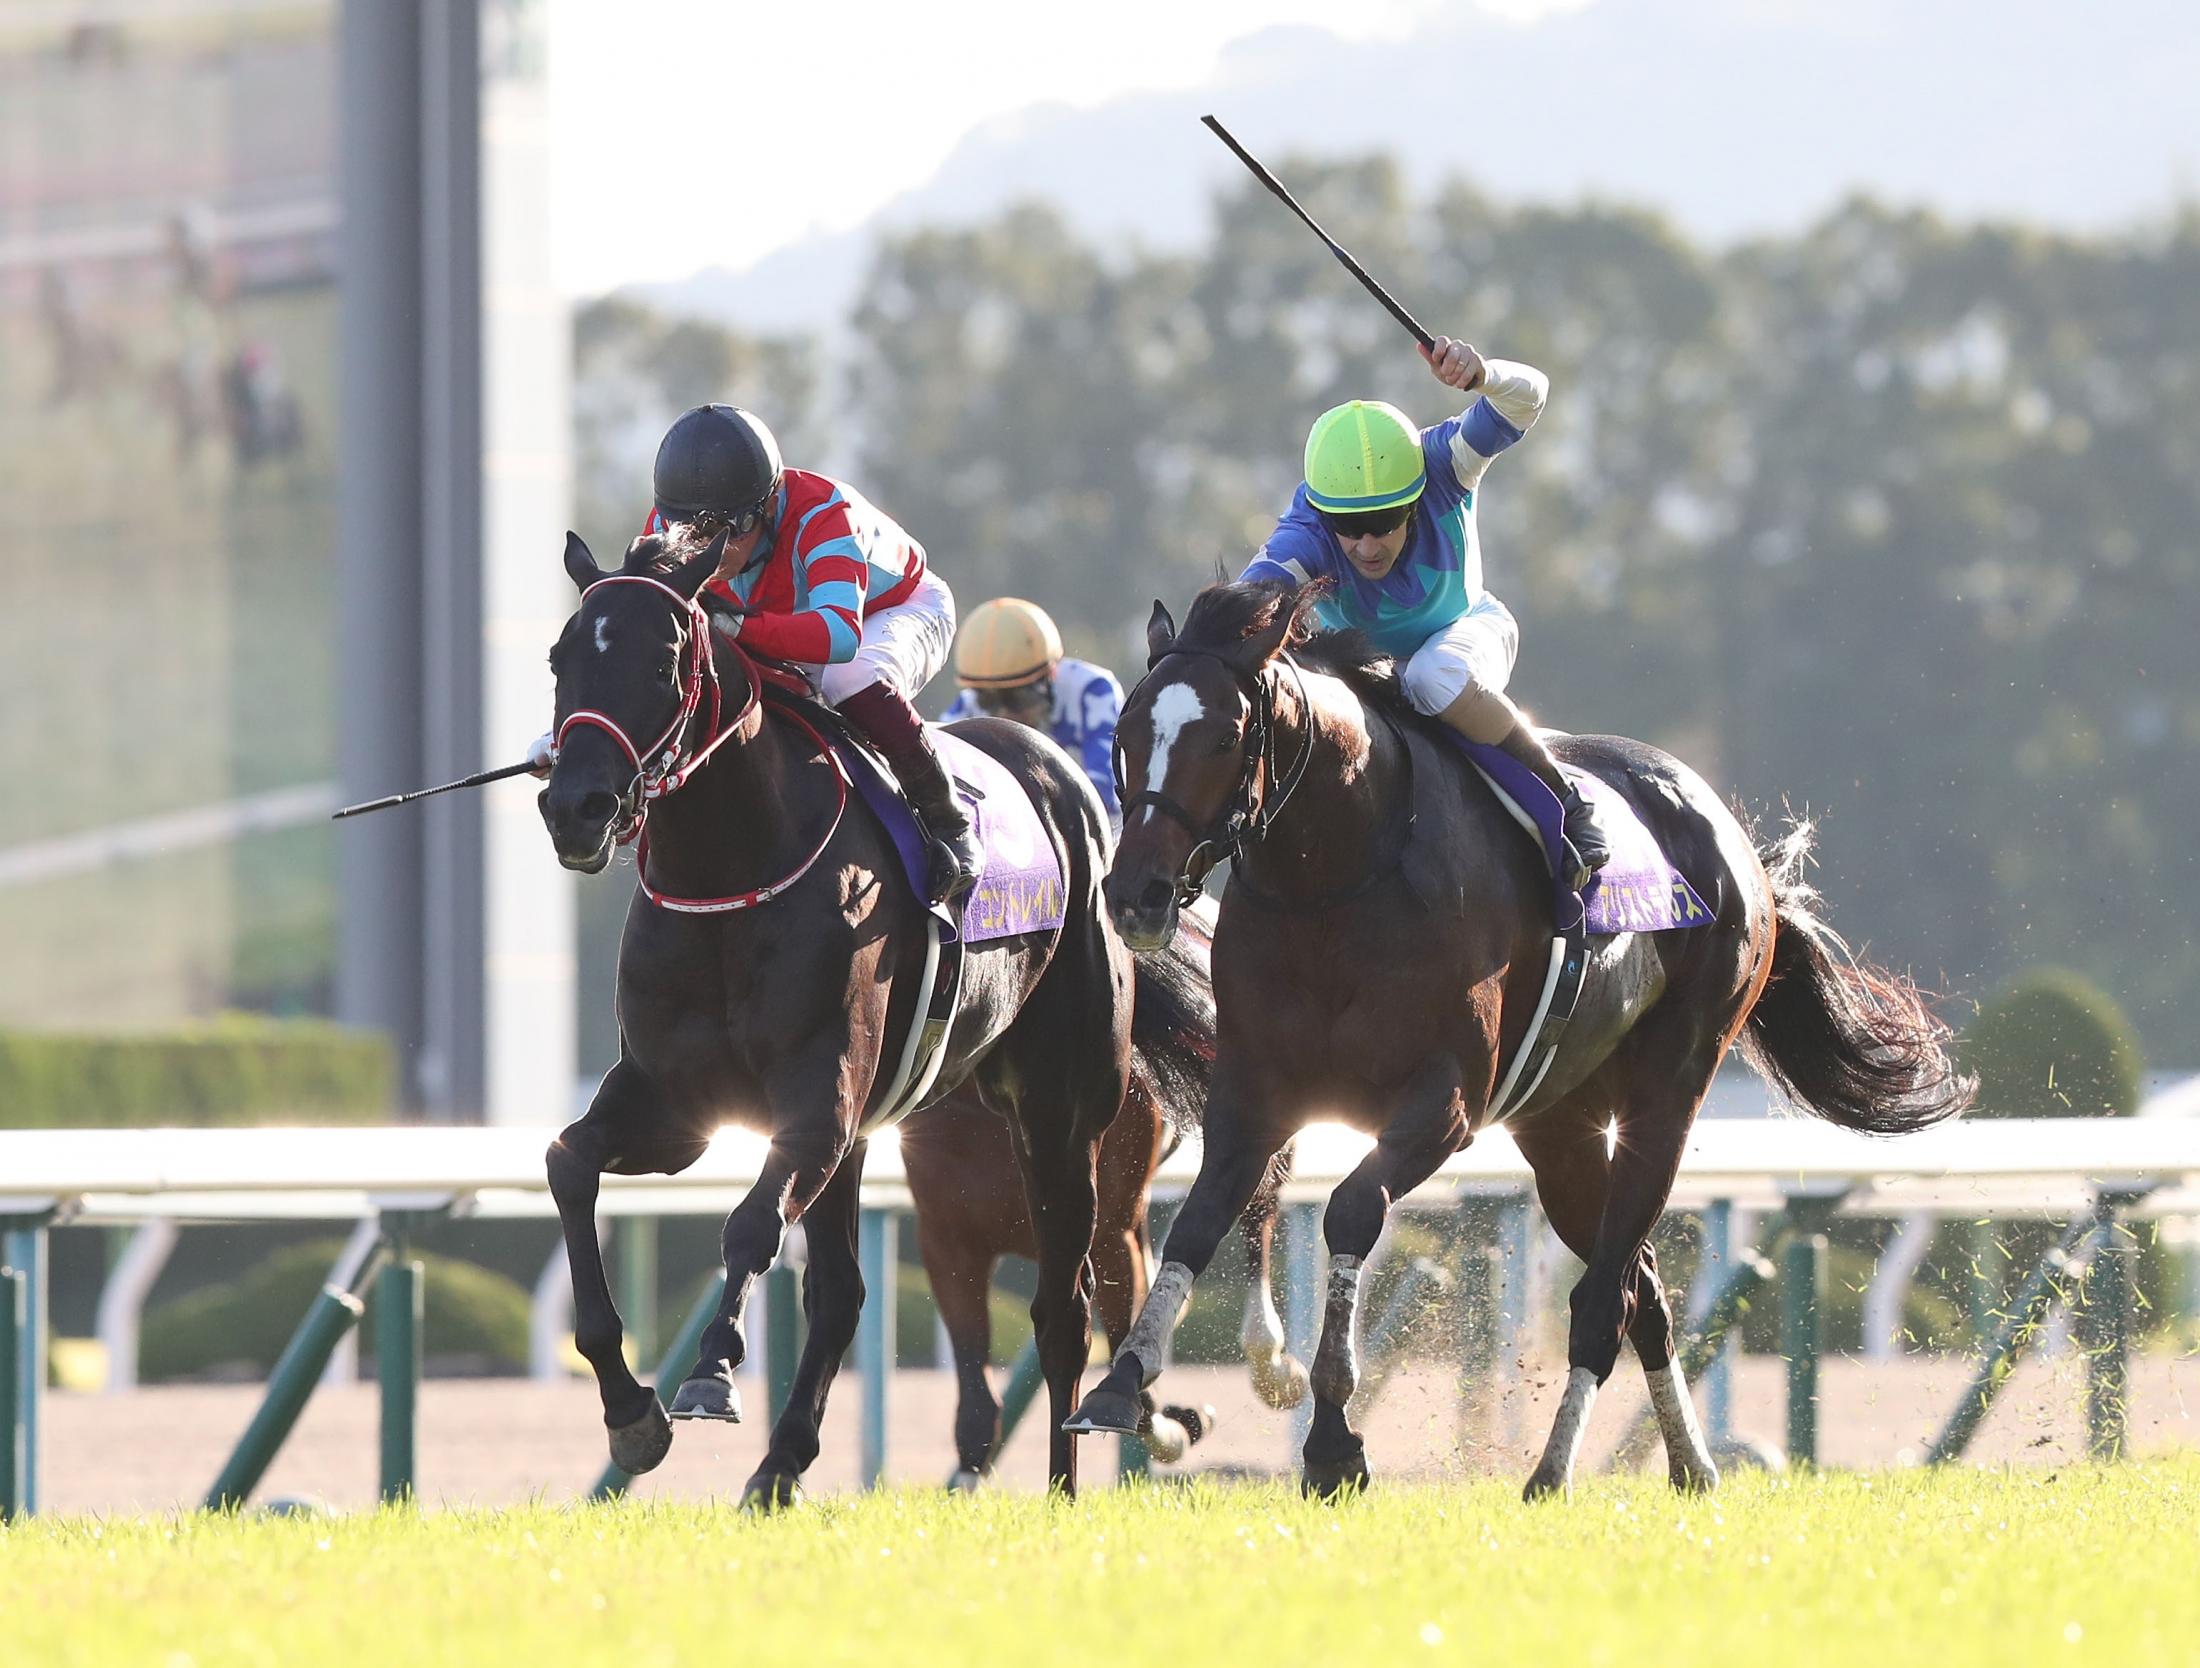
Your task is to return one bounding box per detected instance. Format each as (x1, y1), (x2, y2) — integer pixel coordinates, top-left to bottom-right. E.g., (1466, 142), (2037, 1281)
(1241, 334), (1611, 883)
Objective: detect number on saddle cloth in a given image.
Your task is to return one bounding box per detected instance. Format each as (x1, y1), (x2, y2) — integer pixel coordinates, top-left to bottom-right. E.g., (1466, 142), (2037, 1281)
(1443, 735), (1712, 938)
(833, 726), (1069, 945)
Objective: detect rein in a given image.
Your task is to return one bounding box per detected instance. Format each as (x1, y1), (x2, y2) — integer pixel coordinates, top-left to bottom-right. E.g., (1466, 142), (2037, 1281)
(1116, 647), (1315, 909)
(558, 574), (850, 914)
(1229, 705), (1417, 914)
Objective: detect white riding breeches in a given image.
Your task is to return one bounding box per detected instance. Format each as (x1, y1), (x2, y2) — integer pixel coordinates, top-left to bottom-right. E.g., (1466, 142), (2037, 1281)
(1399, 592), (1520, 716)
(809, 568), (958, 706)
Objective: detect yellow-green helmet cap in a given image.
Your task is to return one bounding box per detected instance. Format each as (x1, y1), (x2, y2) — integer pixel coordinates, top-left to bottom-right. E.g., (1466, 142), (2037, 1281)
(1303, 400), (1426, 515)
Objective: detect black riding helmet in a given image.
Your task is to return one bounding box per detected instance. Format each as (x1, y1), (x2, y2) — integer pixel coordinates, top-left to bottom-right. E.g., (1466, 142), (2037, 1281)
(652, 404), (783, 529)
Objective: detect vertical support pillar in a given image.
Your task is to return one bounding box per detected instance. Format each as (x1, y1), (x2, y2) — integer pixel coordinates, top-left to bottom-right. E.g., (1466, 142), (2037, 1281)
(0, 1262), (25, 1523)
(994, 1339), (1045, 1447)
(765, 1258), (801, 1425)
(1966, 1217), (2000, 1342)
(1781, 1229), (1825, 1467)
(1494, 1191), (1535, 1454)
(2084, 1192), (2139, 1463)
(618, 1217), (658, 1368)
(2, 1225), (45, 1518)
(377, 1234), (424, 1504)
(1281, 1200), (1322, 1453)
(857, 1207), (895, 1488)
(1698, 1200), (1734, 1443)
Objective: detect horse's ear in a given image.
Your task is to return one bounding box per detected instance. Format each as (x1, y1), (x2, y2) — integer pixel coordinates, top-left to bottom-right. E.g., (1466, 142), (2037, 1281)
(1145, 599), (1177, 667)
(667, 529), (728, 600)
(1229, 585), (1319, 673)
(563, 531), (601, 592)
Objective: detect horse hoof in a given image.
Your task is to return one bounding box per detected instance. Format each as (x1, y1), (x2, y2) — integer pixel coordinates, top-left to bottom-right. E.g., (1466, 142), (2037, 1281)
(1143, 1411), (1189, 1465)
(1250, 1350), (1310, 1411)
(946, 1467), (986, 1494)
(1668, 1455), (1720, 1495)
(668, 1375), (741, 1422)
(1063, 1385), (1141, 1436)
(606, 1395), (673, 1474)
(1522, 1463), (1571, 1503)
(740, 1469), (802, 1512)
(1300, 1445), (1371, 1502)
(1173, 1402), (1220, 1446)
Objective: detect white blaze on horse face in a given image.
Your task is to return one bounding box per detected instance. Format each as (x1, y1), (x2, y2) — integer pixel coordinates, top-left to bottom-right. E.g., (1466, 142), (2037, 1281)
(1140, 679), (1206, 825)
(593, 616), (612, 654)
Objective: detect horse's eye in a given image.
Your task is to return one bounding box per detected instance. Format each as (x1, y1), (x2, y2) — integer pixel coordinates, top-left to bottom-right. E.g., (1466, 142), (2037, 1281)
(1213, 732), (1238, 753)
(657, 660), (677, 681)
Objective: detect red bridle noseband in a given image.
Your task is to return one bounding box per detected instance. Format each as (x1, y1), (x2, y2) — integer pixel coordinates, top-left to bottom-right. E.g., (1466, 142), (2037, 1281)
(553, 574), (849, 914)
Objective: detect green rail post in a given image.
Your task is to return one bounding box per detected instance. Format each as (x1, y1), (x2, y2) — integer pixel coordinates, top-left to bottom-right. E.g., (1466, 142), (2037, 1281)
(765, 1258), (802, 1423)
(205, 1282), (369, 1510)
(992, 1337), (1045, 1448)
(618, 1217), (659, 1368)
(1780, 1229), (1825, 1467)
(1453, 1192), (1502, 1452)
(377, 1226), (424, 1505)
(1, 1263), (25, 1523)
(1282, 1199), (1324, 1452)
(1925, 1211), (2100, 1464)
(2084, 1191), (2146, 1463)
(2, 1224), (45, 1518)
(589, 1271), (728, 1500)
(1966, 1217), (2000, 1341)
(1700, 1201), (1736, 1441)
(857, 1206), (895, 1487)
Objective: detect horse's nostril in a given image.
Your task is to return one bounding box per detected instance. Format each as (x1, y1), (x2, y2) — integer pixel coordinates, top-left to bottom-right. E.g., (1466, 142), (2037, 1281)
(1138, 878), (1177, 912)
(575, 790), (620, 830)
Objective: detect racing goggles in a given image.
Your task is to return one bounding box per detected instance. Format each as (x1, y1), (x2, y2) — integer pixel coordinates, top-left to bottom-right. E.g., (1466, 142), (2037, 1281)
(1319, 502), (1414, 541)
(662, 498), (772, 540)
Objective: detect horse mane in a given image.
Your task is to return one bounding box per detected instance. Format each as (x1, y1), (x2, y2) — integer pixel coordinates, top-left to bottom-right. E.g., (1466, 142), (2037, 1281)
(1172, 577), (1417, 720)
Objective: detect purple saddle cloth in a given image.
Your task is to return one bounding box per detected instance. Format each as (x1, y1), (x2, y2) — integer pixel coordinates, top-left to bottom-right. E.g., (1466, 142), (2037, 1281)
(1445, 736), (1713, 936)
(837, 727), (1067, 944)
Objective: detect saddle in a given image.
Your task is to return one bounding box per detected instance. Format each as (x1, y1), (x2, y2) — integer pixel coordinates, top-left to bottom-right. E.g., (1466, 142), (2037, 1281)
(1442, 734), (1715, 1122)
(753, 673), (1068, 1132)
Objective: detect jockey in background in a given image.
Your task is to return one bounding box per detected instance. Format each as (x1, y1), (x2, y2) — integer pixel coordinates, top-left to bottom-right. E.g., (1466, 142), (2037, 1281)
(1241, 335), (1611, 884)
(532, 403), (983, 901)
(941, 597), (1124, 822)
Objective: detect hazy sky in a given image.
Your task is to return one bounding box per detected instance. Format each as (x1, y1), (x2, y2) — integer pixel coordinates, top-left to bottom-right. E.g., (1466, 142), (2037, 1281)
(544, 0), (1517, 294)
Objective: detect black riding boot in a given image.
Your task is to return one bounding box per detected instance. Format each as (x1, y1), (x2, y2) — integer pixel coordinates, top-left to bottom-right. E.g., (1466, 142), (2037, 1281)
(840, 682), (983, 903)
(1497, 723), (1611, 890)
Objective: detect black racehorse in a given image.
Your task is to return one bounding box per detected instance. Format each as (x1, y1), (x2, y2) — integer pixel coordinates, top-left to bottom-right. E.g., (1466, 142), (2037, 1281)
(1069, 578), (1971, 1499)
(539, 529), (1131, 1502)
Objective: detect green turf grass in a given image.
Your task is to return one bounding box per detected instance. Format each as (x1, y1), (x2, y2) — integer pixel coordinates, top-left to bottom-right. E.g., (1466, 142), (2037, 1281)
(2, 1463), (2195, 1667)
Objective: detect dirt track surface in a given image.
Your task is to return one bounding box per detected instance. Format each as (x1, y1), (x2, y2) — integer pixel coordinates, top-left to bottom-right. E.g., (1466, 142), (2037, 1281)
(39, 1354), (2200, 1515)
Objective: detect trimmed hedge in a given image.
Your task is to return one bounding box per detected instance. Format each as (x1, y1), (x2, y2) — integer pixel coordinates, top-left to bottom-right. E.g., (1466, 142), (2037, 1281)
(1958, 968), (2144, 1120)
(0, 1015), (395, 1128)
(140, 1241), (531, 1380)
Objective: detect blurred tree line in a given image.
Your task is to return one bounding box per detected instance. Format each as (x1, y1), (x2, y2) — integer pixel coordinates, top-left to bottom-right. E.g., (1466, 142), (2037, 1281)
(573, 161), (2200, 1069)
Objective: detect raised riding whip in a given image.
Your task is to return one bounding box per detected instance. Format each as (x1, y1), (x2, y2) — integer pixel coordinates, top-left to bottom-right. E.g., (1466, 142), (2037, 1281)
(330, 761), (537, 820)
(1201, 114), (1435, 351)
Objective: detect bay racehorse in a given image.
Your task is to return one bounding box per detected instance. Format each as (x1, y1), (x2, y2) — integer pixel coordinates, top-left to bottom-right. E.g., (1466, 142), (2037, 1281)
(1068, 577), (1971, 1498)
(539, 529), (1131, 1502)
(905, 898), (1307, 1485)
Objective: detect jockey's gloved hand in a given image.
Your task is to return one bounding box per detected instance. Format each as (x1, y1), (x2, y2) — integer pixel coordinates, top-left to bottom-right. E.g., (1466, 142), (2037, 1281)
(526, 732), (557, 779)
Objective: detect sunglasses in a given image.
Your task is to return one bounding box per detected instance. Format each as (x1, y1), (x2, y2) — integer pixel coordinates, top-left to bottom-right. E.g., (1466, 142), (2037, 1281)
(1319, 504), (1413, 541)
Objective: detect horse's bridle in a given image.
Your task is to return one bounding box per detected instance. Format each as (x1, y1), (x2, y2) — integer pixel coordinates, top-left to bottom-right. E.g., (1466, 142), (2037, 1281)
(554, 574), (753, 847)
(1115, 647), (1314, 909)
(551, 573), (852, 914)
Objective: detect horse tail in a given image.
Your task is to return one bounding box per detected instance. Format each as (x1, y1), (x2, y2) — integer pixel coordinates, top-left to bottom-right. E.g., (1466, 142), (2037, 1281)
(1736, 816), (1974, 1135)
(1129, 896), (1218, 1135)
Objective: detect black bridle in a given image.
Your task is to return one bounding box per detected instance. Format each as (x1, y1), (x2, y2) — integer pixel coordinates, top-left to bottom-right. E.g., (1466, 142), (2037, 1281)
(1116, 647), (1314, 909)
